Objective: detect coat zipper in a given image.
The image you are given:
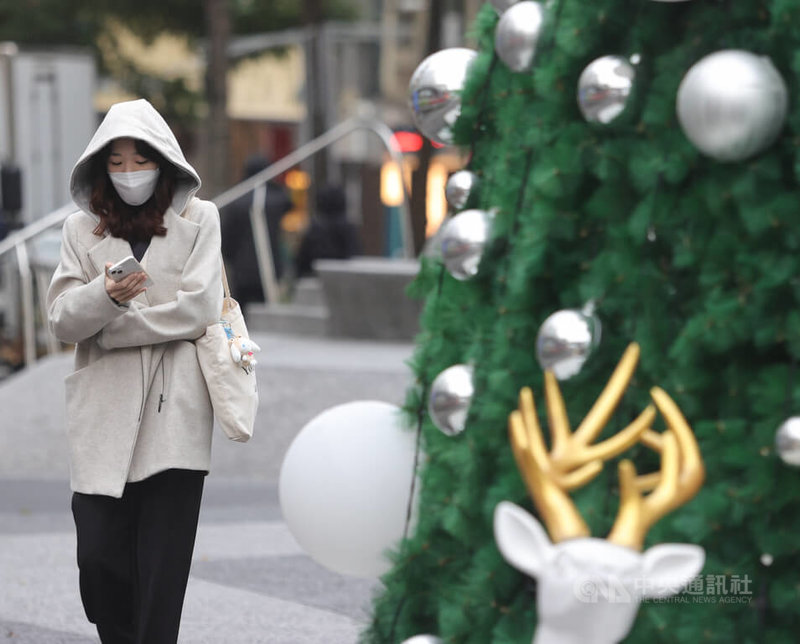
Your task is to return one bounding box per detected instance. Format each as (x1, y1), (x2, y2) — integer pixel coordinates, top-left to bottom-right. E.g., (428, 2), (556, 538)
(137, 349), (147, 422)
(158, 357), (166, 412)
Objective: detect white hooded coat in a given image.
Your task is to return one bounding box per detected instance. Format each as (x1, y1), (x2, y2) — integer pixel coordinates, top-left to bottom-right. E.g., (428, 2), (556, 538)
(47, 99), (224, 497)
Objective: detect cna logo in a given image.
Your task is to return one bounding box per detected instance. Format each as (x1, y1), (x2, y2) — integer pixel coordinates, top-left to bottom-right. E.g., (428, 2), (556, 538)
(574, 575), (635, 604)
(573, 573), (754, 604)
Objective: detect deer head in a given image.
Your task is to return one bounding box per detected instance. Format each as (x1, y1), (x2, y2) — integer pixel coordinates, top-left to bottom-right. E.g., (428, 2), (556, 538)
(494, 343), (705, 644)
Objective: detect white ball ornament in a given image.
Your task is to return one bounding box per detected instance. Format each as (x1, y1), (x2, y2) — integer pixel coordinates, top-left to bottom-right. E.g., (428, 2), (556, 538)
(445, 169), (480, 210)
(676, 50), (788, 162)
(577, 55), (636, 124)
(429, 364), (475, 436)
(409, 48), (478, 145)
(536, 303), (602, 380)
(279, 401), (420, 578)
(439, 208), (494, 280)
(401, 637), (443, 644)
(775, 417), (800, 466)
(495, 1), (545, 72)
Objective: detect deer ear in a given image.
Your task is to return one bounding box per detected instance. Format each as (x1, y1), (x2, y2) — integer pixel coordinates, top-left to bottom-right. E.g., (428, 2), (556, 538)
(493, 501), (554, 578)
(640, 543), (705, 599)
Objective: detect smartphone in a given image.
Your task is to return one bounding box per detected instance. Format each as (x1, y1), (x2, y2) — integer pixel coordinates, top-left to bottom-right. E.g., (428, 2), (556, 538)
(107, 255), (153, 287)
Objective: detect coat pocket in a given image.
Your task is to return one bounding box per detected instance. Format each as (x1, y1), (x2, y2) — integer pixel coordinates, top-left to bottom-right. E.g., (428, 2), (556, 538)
(63, 353), (143, 496)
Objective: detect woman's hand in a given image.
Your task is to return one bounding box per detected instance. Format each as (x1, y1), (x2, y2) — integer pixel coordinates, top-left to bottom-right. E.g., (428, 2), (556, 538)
(105, 262), (148, 305)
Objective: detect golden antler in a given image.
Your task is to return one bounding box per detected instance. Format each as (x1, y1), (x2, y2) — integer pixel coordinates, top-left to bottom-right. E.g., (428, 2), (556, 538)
(509, 342), (705, 550)
(509, 343), (655, 543)
(607, 387), (705, 550)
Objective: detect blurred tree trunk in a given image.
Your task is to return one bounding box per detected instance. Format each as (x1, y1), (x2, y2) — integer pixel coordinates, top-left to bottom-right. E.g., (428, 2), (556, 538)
(204, 0), (230, 195)
(303, 0), (328, 195)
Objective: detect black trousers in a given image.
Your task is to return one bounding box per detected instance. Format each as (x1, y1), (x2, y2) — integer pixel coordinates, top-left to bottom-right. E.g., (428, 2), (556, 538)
(71, 469), (206, 644)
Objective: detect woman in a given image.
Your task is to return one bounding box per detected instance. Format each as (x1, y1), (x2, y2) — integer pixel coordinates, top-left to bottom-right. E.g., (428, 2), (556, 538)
(47, 98), (223, 643)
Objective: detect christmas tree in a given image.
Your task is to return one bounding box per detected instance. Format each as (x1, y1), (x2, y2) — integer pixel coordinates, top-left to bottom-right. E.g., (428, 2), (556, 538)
(364, 1), (800, 642)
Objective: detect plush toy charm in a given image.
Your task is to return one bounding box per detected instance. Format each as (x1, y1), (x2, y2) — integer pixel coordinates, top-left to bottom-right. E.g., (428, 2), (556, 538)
(229, 336), (261, 373)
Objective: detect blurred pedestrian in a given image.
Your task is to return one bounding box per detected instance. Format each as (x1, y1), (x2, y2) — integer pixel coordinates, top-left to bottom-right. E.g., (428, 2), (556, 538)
(295, 184), (361, 277)
(220, 154), (292, 306)
(47, 98), (223, 644)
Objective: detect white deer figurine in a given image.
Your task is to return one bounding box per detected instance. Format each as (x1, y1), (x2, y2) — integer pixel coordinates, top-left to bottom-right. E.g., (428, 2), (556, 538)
(494, 343), (706, 644)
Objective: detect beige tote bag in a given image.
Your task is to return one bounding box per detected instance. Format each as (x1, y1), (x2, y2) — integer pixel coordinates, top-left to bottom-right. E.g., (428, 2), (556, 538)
(195, 261), (259, 442)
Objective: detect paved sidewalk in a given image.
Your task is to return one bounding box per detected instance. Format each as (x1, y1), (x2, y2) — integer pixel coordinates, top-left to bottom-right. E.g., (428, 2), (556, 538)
(0, 333), (415, 643)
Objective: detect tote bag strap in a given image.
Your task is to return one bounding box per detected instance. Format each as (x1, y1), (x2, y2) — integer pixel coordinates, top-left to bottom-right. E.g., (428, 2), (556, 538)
(181, 198), (234, 310)
(220, 255), (232, 300)
(220, 257), (239, 315)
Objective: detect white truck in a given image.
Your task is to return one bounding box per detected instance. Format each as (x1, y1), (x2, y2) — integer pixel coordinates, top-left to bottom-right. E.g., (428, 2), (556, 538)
(0, 43), (95, 225)
(0, 44), (96, 366)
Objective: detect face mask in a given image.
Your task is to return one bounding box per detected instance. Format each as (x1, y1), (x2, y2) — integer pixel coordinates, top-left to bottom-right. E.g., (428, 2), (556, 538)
(108, 168), (160, 206)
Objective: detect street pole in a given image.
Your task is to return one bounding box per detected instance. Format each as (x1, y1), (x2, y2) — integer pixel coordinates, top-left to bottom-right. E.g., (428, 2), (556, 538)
(410, 0), (443, 255)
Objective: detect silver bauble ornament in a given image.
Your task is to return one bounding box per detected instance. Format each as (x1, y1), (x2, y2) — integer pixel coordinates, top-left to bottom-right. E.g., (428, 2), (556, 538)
(409, 48), (478, 145)
(676, 50), (788, 162)
(428, 364), (475, 436)
(495, 1), (544, 72)
(439, 208), (493, 280)
(445, 170), (480, 210)
(490, 0), (517, 13)
(775, 417), (800, 466)
(577, 55), (636, 124)
(401, 637), (443, 644)
(535, 304), (601, 380)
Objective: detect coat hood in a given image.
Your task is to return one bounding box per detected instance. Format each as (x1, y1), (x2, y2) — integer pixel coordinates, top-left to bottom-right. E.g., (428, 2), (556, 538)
(70, 99), (201, 216)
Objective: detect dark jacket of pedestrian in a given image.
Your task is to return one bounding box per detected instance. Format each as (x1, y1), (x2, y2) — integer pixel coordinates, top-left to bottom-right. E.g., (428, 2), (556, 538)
(295, 185), (361, 277)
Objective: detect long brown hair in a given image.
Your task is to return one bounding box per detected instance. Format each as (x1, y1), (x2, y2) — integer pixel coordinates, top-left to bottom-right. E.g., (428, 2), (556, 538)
(90, 139), (176, 241)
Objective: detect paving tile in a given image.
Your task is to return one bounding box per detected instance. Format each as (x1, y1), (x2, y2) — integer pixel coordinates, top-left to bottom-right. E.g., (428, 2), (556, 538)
(0, 333), (415, 643)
